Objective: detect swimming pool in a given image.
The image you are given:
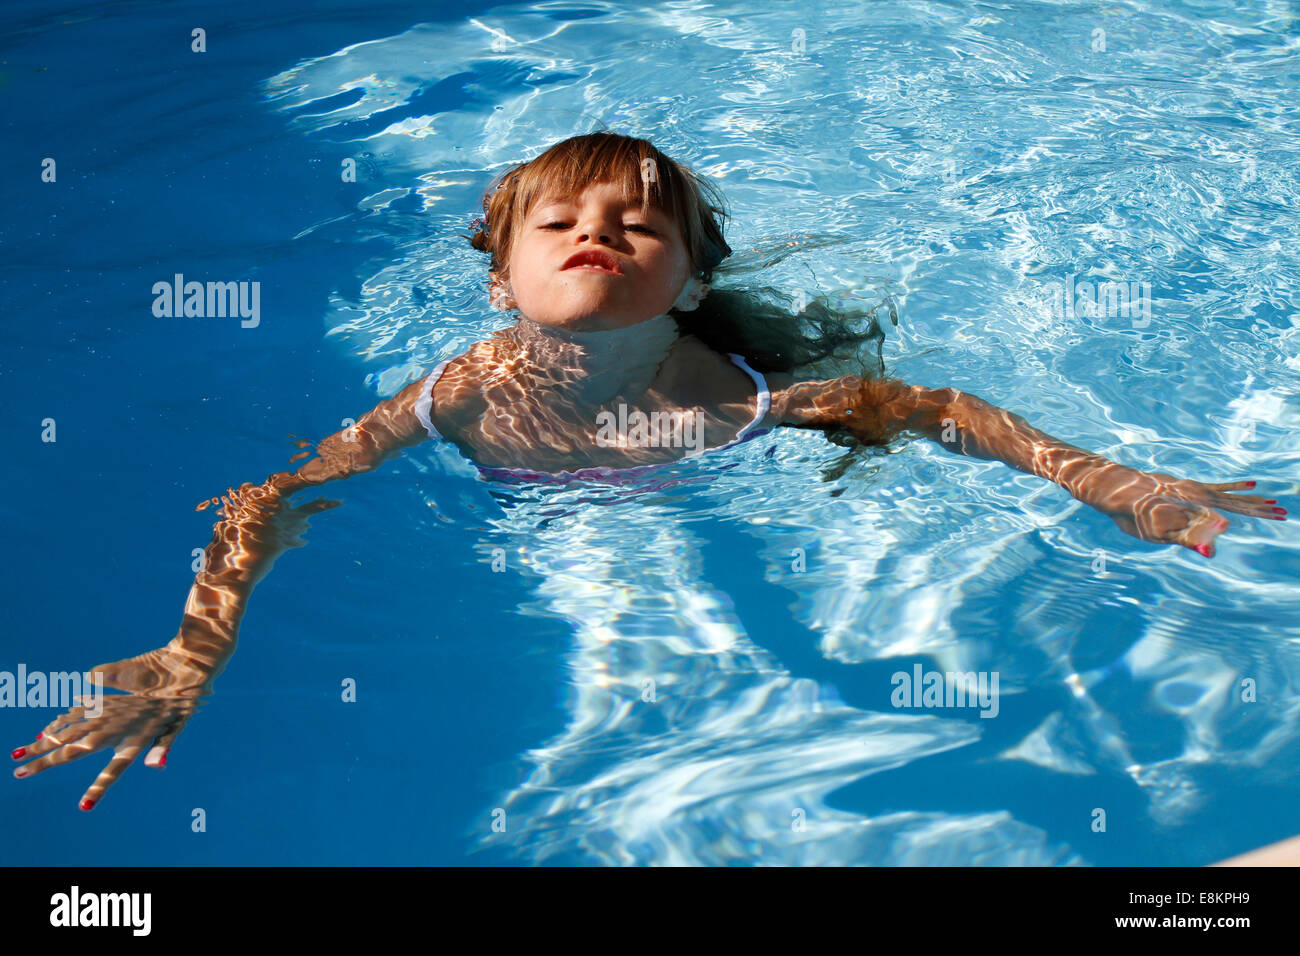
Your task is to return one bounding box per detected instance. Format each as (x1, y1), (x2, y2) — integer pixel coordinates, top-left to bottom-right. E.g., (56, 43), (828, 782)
(3, 0), (1298, 866)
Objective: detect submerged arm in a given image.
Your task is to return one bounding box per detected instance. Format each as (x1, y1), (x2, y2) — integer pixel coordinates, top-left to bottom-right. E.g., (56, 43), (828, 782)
(770, 374), (1285, 556)
(168, 376), (434, 687)
(12, 376), (434, 808)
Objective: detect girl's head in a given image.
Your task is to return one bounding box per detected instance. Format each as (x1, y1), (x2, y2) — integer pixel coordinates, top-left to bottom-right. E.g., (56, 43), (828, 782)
(469, 132), (731, 331)
(468, 131), (890, 386)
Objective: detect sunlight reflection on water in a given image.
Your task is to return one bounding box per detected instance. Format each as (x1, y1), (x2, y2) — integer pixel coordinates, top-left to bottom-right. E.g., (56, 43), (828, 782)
(263, 0), (1300, 865)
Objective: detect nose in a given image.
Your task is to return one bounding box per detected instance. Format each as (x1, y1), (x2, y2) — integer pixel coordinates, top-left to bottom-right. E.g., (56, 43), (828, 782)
(574, 211), (618, 246)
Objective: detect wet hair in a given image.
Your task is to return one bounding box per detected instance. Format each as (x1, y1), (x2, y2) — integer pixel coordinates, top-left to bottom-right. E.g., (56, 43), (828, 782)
(680, 285), (890, 380)
(467, 131), (889, 380)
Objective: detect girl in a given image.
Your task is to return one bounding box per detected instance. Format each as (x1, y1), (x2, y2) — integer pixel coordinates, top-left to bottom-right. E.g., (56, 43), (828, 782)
(9, 132), (1286, 813)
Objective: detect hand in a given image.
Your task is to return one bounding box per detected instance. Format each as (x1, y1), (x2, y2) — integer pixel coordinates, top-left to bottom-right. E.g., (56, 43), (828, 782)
(1102, 472), (1287, 557)
(10, 645), (205, 811)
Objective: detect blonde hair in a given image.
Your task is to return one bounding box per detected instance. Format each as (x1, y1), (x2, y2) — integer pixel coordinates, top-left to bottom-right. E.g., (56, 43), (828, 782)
(468, 132), (731, 283)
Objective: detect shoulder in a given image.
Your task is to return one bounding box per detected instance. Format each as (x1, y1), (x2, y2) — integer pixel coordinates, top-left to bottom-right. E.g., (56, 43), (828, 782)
(659, 336), (772, 424)
(427, 343), (494, 431)
(382, 345), (490, 442)
(659, 334), (755, 395)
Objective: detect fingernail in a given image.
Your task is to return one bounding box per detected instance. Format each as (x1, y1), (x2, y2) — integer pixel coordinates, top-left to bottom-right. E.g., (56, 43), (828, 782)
(79, 799), (96, 812)
(1195, 544), (1212, 557)
(10, 748), (25, 760)
(1265, 500), (1277, 505)
(1245, 481), (1256, 488)
(35, 732), (42, 740)
(13, 768), (28, 779)
(1274, 507), (1288, 516)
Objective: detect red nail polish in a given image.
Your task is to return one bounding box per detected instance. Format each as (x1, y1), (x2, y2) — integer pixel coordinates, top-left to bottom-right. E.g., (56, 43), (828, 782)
(1195, 544), (1212, 557)
(14, 768), (28, 778)
(1275, 507), (1288, 516)
(1265, 500), (1277, 505)
(10, 748), (25, 760)
(35, 732), (42, 740)
(1245, 481), (1256, 488)
(79, 799), (96, 812)
(157, 751), (168, 768)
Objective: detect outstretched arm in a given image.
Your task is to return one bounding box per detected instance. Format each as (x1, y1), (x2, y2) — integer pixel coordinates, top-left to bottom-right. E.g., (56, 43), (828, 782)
(12, 375), (435, 808)
(769, 374), (1286, 556)
(174, 375), (433, 681)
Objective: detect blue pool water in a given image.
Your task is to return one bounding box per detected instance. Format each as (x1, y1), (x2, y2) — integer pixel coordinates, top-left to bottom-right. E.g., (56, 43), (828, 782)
(3, 0), (1299, 866)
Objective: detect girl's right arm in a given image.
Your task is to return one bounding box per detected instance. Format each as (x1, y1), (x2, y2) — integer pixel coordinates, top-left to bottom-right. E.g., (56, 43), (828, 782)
(11, 375), (437, 809)
(169, 374), (436, 686)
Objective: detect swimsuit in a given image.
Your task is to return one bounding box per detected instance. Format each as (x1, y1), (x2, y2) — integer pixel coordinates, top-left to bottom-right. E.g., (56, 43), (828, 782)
(412, 352), (772, 484)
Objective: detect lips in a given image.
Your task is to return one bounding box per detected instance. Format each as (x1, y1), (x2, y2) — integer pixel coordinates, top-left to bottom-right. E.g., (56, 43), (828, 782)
(562, 249), (623, 274)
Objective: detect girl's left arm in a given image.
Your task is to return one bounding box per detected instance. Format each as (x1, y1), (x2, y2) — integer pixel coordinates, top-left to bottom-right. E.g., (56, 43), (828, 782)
(767, 374), (1286, 557)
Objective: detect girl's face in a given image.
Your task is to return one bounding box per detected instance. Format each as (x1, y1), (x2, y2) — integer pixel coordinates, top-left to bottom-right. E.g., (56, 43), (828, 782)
(500, 181), (693, 331)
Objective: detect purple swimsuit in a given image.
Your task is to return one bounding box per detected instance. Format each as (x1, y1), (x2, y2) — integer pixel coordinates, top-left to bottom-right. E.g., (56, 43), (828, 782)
(412, 352), (772, 485)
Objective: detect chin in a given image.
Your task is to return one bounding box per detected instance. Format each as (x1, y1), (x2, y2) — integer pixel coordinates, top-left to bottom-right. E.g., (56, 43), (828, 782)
(528, 299), (637, 331)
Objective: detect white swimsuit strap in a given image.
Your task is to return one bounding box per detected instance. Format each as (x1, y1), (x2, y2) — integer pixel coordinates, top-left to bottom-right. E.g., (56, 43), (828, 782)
(414, 358), (451, 440)
(723, 352), (771, 446)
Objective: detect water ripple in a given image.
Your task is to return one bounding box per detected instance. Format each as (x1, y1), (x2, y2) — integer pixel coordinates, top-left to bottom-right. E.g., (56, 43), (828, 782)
(264, 0), (1300, 864)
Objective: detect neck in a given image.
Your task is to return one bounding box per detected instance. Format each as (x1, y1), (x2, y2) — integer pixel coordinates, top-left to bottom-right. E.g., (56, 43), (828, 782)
(507, 313), (680, 403)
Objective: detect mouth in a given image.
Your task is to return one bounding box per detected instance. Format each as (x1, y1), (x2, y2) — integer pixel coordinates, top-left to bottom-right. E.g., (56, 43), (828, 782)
(562, 249), (623, 275)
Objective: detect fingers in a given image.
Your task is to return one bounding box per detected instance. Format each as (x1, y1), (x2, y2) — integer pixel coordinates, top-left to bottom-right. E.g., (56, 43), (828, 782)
(78, 740), (149, 811)
(1207, 493), (1287, 520)
(1178, 510), (1230, 558)
(1202, 480), (1258, 492)
(1210, 495), (1282, 516)
(1186, 493), (1288, 558)
(12, 697), (195, 811)
(1124, 495), (1226, 555)
(32, 707), (92, 745)
(13, 712), (98, 766)
(143, 744), (169, 768)
(12, 698), (155, 779)
(1113, 481), (1284, 559)
(14, 730), (116, 778)
(143, 716), (190, 769)
(1175, 479), (1287, 521)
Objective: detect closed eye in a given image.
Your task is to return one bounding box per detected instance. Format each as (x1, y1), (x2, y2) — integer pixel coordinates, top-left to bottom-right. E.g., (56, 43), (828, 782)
(537, 220), (657, 234)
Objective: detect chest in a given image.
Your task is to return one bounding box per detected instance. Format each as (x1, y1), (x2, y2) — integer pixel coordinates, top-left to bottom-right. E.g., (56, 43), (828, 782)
(434, 376), (758, 471)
